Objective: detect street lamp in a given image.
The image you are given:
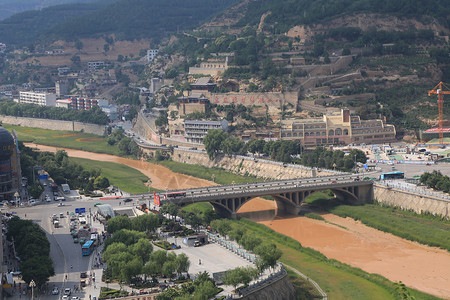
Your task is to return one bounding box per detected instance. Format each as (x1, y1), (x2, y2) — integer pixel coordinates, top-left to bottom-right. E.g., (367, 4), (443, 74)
(29, 280), (36, 300)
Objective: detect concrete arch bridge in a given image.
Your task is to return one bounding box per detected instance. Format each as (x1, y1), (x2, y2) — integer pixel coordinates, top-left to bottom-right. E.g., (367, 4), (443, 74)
(154, 175), (374, 218)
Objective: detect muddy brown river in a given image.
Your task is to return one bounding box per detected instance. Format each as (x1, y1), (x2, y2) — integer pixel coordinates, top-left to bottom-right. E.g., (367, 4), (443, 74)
(28, 143), (450, 298)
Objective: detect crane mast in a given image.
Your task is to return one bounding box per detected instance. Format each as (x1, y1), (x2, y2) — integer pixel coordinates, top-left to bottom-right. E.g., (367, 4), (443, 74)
(428, 82), (450, 145)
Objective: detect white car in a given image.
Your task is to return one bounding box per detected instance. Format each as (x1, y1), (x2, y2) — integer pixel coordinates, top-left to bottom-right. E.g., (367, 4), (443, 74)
(64, 288), (71, 296)
(52, 287), (59, 295)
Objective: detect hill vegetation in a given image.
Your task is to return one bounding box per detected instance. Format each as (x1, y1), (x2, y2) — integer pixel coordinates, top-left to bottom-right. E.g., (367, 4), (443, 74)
(235, 0), (450, 31)
(0, 0), (101, 21)
(0, 1), (115, 46)
(0, 0), (239, 46)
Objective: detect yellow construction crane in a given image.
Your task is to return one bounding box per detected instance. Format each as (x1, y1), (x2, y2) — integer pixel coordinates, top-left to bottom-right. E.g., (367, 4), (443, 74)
(428, 82), (450, 144)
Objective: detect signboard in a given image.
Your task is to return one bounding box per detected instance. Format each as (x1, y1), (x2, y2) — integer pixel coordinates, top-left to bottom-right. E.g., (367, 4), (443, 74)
(153, 191), (160, 206)
(38, 174), (48, 180)
(75, 208), (86, 214)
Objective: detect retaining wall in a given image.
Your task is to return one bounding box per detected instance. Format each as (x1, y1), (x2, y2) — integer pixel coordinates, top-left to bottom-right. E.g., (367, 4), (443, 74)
(0, 115), (106, 136)
(374, 184), (450, 219)
(173, 149), (335, 180)
(240, 269), (296, 300)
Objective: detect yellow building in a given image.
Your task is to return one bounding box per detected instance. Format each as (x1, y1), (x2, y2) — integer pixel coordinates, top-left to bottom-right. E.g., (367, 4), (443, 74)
(281, 109), (396, 147)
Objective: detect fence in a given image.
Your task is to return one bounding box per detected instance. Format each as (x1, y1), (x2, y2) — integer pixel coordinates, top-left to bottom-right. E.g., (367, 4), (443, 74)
(377, 180), (450, 202)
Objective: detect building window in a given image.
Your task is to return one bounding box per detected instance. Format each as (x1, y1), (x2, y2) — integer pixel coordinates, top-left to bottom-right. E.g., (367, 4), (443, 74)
(329, 129), (334, 136)
(335, 128), (342, 135)
(343, 129), (349, 135)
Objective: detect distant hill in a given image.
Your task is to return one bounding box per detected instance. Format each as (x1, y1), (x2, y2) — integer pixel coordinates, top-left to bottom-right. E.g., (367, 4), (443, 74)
(0, 1), (115, 46)
(0, 0), (239, 47)
(47, 0), (239, 41)
(231, 0), (450, 31)
(0, 0), (101, 21)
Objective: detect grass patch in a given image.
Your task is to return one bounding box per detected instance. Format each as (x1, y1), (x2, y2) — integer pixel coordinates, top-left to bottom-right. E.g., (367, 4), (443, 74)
(304, 213), (325, 221)
(235, 218), (442, 300)
(182, 202), (213, 214)
(285, 267), (322, 300)
(70, 157), (150, 194)
(330, 204), (450, 251)
(156, 160), (261, 185)
(3, 124), (121, 156)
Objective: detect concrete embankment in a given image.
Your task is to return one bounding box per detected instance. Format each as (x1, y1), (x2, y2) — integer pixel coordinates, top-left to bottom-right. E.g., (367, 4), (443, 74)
(0, 115), (106, 135)
(374, 184), (449, 219)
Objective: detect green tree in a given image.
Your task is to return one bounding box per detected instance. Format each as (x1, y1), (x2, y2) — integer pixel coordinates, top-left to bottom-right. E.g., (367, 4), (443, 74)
(106, 216), (132, 234)
(131, 214), (160, 232)
(131, 238), (153, 263)
(175, 253), (190, 276)
(160, 203), (179, 219)
(203, 129), (228, 160)
(75, 40), (83, 50)
(254, 243), (282, 271)
(28, 182), (44, 199)
(21, 256), (55, 286)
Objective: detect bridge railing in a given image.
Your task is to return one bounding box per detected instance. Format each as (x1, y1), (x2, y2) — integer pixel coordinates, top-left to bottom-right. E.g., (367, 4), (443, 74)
(377, 180), (450, 202)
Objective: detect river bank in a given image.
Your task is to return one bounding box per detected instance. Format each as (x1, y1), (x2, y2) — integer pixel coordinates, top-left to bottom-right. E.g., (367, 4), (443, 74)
(27, 143), (450, 299)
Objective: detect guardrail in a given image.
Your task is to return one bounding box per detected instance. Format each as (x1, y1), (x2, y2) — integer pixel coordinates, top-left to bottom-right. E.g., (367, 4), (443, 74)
(376, 181), (450, 202)
(206, 231), (328, 300)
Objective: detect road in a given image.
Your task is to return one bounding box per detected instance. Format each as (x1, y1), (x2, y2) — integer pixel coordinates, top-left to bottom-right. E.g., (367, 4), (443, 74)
(12, 196), (121, 300)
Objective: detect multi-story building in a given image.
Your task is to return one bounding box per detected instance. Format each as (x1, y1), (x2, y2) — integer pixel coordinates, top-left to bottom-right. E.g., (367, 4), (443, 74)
(56, 98), (108, 111)
(147, 49), (159, 62)
(184, 119), (228, 144)
(19, 91), (56, 106)
(189, 57), (230, 76)
(0, 127), (21, 202)
(87, 61), (105, 71)
(55, 80), (70, 97)
(280, 108), (396, 147)
(178, 93), (209, 116)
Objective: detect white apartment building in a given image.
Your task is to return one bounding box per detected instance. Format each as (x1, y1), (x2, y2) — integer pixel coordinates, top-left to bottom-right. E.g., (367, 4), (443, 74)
(19, 91), (56, 106)
(147, 49), (159, 62)
(184, 119), (228, 144)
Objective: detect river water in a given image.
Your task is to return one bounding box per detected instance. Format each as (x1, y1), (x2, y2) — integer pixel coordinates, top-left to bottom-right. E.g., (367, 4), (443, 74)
(27, 143), (450, 298)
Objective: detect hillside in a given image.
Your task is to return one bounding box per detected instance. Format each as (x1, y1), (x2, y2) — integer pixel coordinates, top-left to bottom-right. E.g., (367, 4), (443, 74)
(0, 0), (239, 47)
(0, 0), (101, 21)
(0, 1), (115, 46)
(158, 0), (450, 138)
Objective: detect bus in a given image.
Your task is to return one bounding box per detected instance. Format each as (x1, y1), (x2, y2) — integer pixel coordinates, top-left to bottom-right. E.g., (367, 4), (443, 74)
(380, 171), (405, 180)
(81, 240), (95, 256)
(163, 191), (186, 200)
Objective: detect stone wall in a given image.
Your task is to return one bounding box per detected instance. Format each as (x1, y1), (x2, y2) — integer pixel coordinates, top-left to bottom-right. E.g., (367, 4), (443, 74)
(374, 184), (450, 219)
(209, 92), (298, 108)
(0, 115), (106, 136)
(173, 149), (335, 180)
(241, 269), (296, 300)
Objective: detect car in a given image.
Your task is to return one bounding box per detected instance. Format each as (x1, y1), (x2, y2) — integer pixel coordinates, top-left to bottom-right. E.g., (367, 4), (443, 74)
(62, 296), (69, 300)
(43, 183), (47, 186)
(58, 202), (64, 207)
(80, 272), (87, 278)
(52, 287), (59, 295)
(72, 296), (80, 300)
(79, 238), (86, 244)
(73, 238), (79, 243)
(194, 241), (201, 247)
(123, 198), (132, 203)
(330, 181), (337, 184)
(64, 288), (71, 296)
(94, 203), (104, 207)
